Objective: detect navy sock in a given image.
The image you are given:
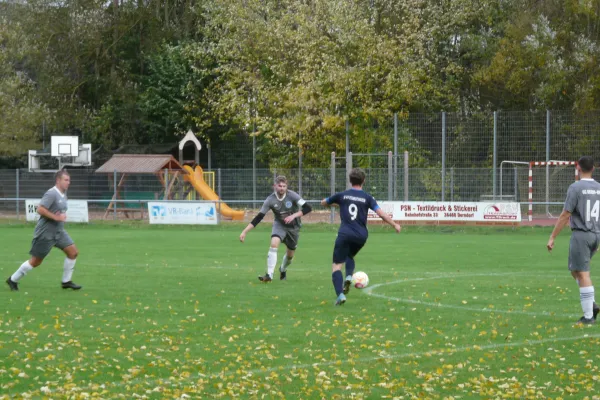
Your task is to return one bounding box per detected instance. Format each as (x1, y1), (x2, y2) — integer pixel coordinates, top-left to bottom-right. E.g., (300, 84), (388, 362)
(332, 270), (344, 296)
(345, 258), (355, 279)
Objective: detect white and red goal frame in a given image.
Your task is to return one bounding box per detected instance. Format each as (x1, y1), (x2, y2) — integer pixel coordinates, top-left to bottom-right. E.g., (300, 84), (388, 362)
(528, 161), (578, 221)
(500, 160), (579, 222)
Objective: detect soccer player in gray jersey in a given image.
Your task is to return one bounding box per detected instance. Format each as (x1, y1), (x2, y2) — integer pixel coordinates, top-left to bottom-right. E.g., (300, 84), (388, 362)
(6, 170), (82, 291)
(547, 156), (600, 324)
(240, 175), (312, 282)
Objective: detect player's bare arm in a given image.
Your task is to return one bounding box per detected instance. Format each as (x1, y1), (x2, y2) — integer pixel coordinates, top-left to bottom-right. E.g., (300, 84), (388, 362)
(37, 205), (67, 222)
(320, 199), (338, 207)
(240, 212), (267, 242)
(547, 209), (572, 252)
(375, 208), (401, 233)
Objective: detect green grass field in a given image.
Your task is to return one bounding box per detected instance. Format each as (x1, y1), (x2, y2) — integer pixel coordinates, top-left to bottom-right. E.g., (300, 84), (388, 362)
(1, 223), (599, 399)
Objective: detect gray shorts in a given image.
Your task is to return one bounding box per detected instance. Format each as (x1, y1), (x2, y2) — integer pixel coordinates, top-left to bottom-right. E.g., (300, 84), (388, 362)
(568, 231), (600, 272)
(30, 231), (74, 259)
(272, 223), (300, 250)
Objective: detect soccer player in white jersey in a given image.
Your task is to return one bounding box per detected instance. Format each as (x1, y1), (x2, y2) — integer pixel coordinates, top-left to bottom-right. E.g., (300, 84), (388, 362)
(547, 156), (600, 324)
(6, 170), (82, 291)
(239, 175), (312, 282)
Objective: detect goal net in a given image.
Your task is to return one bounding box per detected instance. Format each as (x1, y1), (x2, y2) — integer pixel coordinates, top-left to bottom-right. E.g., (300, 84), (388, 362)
(500, 161), (578, 222)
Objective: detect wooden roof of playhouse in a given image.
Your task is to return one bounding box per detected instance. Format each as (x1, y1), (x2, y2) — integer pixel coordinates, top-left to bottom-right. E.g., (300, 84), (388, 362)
(96, 155), (188, 220)
(95, 154), (185, 174)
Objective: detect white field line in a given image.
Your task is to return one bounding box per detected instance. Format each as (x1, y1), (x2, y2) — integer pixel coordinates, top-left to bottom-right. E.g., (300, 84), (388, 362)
(102, 331), (600, 388)
(76, 331), (600, 391)
(15, 269), (594, 390)
(364, 272), (580, 318)
(207, 332), (600, 379)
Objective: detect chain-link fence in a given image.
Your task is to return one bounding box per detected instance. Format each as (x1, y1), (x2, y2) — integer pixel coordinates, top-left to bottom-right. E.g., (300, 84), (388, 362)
(2, 110), (600, 222)
(2, 164), (599, 222)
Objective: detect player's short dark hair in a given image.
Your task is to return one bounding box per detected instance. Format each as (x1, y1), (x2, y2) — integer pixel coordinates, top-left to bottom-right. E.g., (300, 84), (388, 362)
(55, 169), (70, 181)
(275, 175), (287, 184)
(578, 156), (595, 173)
(349, 168), (366, 186)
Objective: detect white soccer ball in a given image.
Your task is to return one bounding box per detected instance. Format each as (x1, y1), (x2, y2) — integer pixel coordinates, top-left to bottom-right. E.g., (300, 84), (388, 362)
(352, 271), (369, 289)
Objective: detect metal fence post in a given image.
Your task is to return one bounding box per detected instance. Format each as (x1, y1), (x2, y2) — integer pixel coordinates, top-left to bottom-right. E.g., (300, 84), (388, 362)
(450, 167), (454, 202)
(346, 152), (353, 189)
(330, 151), (335, 224)
(217, 168), (222, 199)
(217, 199), (221, 225)
(546, 109), (550, 216)
(164, 168), (169, 200)
(113, 169), (117, 220)
(16, 169), (20, 220)
(208, 142), (212, 171)
(388, 151), (393, 200)
(514, 167), (518, 201)
(298, 146), (303, 197)
(404, 150), (409, 201)
(393, 113), (398, 200)
(252, 129), (256, 208)
(345, 120), (350, 158)
(441, 112), (446, 201)
(493, 111), (498, 200)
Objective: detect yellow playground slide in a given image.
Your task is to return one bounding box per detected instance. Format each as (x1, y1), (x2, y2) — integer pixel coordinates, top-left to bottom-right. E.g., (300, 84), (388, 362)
(183, 165), (245, 220)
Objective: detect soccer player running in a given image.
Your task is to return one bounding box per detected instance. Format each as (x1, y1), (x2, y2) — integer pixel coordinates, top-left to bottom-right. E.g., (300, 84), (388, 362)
(547, 156), (600, 324)
(239, 175), (312, 282)
(6, 170), (82, 291)
(321, 168), (401, 305)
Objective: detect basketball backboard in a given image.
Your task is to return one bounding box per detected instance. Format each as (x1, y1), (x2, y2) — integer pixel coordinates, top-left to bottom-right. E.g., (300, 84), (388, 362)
(72, 144), (92, 165)
(51, 136), (79, 157)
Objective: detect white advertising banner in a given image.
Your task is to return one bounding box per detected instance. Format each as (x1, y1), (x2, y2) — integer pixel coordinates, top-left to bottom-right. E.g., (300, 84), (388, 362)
(25, 199), (89, 223)
(368, 201), (521, 224)
(148, 202), (218, 225)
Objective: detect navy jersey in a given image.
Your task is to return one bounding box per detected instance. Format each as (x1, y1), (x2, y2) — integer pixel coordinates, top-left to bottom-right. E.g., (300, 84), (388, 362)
(326, 189), (380, 238)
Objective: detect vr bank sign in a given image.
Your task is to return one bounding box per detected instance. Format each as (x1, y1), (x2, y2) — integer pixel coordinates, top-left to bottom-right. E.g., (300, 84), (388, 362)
(148, 202), (218, 225)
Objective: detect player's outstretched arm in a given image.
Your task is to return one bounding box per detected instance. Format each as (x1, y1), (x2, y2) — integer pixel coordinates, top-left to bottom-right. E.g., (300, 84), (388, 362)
(375, 208), (401, 233)
(240, 212), (266, 242)
(320, 199), (339, 207)
(547, 209), (571, 252)
(239, 223), (253, 242)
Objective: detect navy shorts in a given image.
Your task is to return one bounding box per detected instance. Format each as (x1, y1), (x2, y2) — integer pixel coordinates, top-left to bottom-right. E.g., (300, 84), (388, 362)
(332, 234), (366, 264)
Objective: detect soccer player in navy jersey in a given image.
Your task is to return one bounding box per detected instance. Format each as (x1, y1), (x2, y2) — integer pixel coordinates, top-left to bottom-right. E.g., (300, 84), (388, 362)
(321, 168), (401, 305)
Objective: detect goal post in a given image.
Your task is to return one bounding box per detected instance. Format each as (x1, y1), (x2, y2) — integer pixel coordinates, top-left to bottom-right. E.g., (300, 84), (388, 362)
(500, 160), (578, 222)
(528, 161), (578, 222)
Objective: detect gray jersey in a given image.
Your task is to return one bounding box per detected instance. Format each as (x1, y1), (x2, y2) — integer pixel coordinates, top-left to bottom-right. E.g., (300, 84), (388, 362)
(564, 179), (600, 232)
(260, 190), (306, 228)
(33, 187), (68, 239)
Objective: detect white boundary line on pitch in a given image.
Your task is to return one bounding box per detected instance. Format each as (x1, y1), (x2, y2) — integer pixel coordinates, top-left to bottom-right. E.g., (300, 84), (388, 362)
(83, 331), (600, 389)
(364, 272), (580, 318)
(204, 332), (600, 379)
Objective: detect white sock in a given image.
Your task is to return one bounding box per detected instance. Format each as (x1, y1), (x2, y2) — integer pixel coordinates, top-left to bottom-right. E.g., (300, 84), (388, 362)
(267, 248), (278, 278)
(62, 258), (76, 283)
(280, 254), (293, 272)
(11, 261), (33, 282)
(580, 286), (595, 319)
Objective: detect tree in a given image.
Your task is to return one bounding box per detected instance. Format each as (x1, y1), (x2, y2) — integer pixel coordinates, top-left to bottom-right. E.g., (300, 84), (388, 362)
(0, 11), (48, 156)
